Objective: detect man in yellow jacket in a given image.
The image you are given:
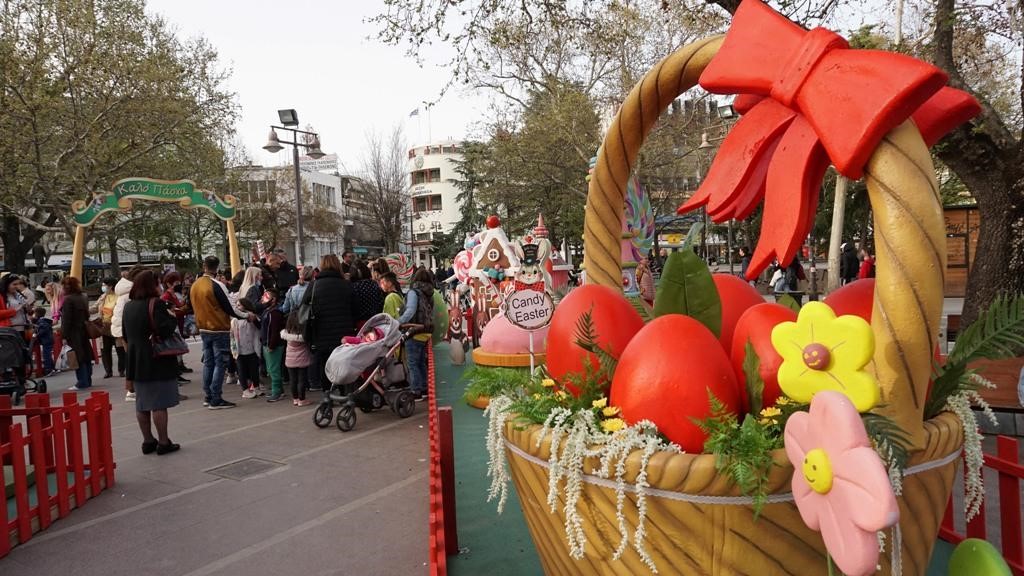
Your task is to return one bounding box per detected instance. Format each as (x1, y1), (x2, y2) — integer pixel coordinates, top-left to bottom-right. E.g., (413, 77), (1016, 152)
(190, 256), (253, 410)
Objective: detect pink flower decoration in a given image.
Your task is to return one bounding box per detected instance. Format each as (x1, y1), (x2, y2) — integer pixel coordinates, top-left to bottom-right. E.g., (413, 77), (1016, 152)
(784, 391), (900, 576)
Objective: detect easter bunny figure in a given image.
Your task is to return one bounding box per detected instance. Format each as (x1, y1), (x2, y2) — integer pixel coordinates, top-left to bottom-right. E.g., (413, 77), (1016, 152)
(512, 239), (552, 293)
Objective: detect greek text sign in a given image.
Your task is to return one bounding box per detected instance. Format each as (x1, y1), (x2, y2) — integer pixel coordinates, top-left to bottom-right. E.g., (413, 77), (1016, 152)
(506, 289), (554, 331)
(71, 178), (237, 226)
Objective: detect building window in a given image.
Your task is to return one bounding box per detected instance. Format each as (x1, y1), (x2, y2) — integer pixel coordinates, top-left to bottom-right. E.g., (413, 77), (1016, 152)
(410, 168), (442, 186)
(413, 194), (442, 213)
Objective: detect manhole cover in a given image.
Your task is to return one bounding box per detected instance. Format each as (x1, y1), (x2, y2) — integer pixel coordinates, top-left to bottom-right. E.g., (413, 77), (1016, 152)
(205, 457), (286, 481)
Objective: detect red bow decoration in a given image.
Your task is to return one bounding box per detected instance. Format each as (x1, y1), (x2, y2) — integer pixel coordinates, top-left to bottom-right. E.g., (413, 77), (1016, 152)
(514, 280), (545, 292)
(678, 0), (981, 279)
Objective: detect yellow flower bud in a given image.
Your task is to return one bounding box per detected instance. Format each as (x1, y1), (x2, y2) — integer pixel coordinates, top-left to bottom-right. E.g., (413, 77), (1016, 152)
(541, 378), (556, 388)
(592, 397), (608, 409)
(601, 406), (621, 418)
(601, 418), (626, 433)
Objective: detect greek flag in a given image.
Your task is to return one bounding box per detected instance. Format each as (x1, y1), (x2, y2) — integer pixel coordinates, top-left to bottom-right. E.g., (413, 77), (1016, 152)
(409, 108), (419, 118)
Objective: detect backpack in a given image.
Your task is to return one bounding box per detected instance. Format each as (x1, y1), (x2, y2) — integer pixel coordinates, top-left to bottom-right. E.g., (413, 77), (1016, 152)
(413, 287), (434, 335)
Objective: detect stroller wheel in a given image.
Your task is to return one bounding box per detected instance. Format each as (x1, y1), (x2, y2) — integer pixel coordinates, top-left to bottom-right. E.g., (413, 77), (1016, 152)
(313, 403), (333, 428)
(394, 391), (416, 418)
(36, 380), (47, 394)
(336, 405), (356, 432)
(11, 389), (23, 406)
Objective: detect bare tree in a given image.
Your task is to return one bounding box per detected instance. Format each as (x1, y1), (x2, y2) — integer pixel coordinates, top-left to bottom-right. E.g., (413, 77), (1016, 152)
(357, 126), (409, 253)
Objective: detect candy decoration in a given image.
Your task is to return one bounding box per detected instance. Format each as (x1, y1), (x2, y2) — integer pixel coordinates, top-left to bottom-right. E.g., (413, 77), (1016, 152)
(624, 174), (655, 260)
(383, 252), (414, 285)
(453, 249), (474, 284)
(486, 214), (501, 229)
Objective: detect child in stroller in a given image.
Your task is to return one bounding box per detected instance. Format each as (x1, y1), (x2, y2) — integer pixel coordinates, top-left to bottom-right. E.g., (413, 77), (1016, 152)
(313, 313), (417, 432)
(0, 327), (47, 405)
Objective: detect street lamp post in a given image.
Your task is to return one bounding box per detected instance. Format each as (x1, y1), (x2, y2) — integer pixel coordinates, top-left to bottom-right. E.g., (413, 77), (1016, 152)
(261, 109), (325, 267)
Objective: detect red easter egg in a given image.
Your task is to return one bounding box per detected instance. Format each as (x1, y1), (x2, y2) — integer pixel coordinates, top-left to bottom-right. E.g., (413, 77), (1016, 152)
(486, 214), (501, 229)
(611, 315), (740, 452)
(824, 279), (875, 322)
(546, 284), (645, 395)
(712, 273), (766, 350)
(731, 303), (798, 413)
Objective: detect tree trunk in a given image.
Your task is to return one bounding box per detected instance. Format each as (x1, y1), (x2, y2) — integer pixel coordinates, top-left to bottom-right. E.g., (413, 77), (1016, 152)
(107, 233), (120, 276)
(2, 213), (46, 275)
(960, 174), (1024, 325)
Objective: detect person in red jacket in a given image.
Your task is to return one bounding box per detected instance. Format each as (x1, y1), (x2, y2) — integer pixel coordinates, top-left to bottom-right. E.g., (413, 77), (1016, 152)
(857, 249), (875, 280)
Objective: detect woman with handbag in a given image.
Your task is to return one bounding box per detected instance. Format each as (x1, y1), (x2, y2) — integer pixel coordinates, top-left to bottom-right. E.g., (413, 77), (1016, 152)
(60, 275), (93, 391)
(122, 270), (183, 455)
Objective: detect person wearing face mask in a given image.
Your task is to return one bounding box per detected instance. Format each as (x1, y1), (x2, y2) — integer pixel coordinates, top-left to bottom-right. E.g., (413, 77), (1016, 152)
(160, 271), (192, 384)
(97, 277), (125, 379)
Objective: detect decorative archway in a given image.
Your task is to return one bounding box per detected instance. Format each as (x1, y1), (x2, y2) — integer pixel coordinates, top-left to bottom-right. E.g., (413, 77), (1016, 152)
(69, 177), (241, 279)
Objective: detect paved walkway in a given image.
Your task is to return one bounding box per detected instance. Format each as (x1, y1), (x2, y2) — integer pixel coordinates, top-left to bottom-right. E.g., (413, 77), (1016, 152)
(2, 341), (428, 576)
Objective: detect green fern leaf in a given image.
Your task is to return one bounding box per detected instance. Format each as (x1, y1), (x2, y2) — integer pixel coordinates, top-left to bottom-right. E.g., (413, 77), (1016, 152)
(949, 294), (1024, 366)
(742, 340), (764, 415)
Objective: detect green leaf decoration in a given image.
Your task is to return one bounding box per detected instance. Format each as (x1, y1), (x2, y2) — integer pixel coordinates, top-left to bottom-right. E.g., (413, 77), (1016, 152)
(742, 340), (764, 415)
(626, 295), (654, 323)
(682, 221), (704, 251)
(948, 294), (1024, 366)
(925, 293), (1024, 418)
(949, 538), (1013, 576)
(861, 411), (911, 471)
(652, 249), (722, 337)
(463, 366), (532, 402)
(775, 294), (801, 313)
(572, 307), (618, 381)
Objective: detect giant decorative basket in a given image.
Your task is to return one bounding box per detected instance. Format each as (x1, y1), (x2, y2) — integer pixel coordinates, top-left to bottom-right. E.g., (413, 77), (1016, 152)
(503, 36), (964, 575)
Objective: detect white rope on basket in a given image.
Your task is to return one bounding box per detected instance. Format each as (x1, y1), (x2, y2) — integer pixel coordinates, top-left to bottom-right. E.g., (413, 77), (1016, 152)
(504, 439), (962, 505)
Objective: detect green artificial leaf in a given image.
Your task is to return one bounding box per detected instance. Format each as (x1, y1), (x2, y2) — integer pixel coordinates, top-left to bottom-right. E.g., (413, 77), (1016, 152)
(861, 411), (911, 471)
(742, 340), (764, 415)
(925, 293), (1024, 418)
(682, 221), (704, 251)
(652, 249), (722, 337)
(626, 295), (654, 323)
(948, 294), (1024, 366)
(463, 366), (533, 402)
(775, 294), (801, 313)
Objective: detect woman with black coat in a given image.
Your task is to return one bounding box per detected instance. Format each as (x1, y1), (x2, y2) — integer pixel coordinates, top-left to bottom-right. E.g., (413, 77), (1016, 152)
(122, 270), (181, 455)
(60, 276), (93, 391)
(301, 254), (356, 391)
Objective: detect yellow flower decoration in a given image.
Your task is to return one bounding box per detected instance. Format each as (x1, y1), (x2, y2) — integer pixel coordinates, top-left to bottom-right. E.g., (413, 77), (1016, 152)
(601, 418), (626, 433)
(555, 390), (568, 400)
(760, 406), (781, 419)
(775, 396), (792, 406)
(532, 393), (542, 400)
(592, 397), (608, 409)
(541, 378), (556, 388)
(770, 301), (880, 412)
(602, 406), (621, 418)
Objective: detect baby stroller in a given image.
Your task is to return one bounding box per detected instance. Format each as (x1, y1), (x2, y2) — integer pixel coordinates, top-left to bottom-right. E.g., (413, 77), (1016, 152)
(313, 314), (416, 432)
(0, 327), (47, 405)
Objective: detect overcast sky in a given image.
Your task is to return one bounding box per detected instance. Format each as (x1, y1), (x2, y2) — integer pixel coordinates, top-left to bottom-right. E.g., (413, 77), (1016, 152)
(146, 0), (485, 173)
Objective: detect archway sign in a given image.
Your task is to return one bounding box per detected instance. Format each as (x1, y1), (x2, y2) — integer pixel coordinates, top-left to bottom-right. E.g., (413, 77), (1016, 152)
(69, 177), (241, 280)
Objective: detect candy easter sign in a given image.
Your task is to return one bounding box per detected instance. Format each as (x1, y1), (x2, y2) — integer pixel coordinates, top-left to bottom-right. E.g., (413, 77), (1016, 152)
(506, 289), (553, 330)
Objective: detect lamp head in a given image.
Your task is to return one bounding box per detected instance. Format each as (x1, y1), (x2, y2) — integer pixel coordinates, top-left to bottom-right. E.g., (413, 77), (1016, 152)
(717, 104), (737, 120)
(277, 109), (299, 126)
(262, 129), (284, 153)
(698, 132), (714, 149)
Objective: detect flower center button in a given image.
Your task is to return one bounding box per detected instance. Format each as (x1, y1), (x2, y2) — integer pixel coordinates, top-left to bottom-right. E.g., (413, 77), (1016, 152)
(802, 448), (833, 494)
(802, 343), (831, 370)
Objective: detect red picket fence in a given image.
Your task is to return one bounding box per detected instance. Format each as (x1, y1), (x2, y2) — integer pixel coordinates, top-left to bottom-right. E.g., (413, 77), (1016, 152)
(940, 435), (1024, 575)
(427, 347), (458, 576)
(1, 391), (115, 558)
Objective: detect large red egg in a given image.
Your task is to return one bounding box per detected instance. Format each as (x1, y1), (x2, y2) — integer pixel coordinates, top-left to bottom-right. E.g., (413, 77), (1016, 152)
(823, 279), (875, 322)
(611, 315), (740, 452)
(712, 273), (765, 350)
(731, 303), (798, 413)
(546, 284), (645, 395)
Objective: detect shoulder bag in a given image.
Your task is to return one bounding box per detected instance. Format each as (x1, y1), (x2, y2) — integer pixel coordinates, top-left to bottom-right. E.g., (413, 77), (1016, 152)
(149, 298), (189, 357)
(297, 281), (316, 335)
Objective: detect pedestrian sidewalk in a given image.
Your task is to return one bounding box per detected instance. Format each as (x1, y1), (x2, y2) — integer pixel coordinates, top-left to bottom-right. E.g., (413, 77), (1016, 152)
(2, 341), (429, 576)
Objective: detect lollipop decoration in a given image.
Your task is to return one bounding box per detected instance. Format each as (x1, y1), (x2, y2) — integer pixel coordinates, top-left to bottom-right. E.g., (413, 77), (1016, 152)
(453, 249), (474, 284)
(384, 252), (415, 285)
(625, 174), (654, 261)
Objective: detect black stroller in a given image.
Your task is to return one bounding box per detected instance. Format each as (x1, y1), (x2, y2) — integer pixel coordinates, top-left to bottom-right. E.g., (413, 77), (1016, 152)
(0, 327), (47, 405)
(313, 314), (417, 432)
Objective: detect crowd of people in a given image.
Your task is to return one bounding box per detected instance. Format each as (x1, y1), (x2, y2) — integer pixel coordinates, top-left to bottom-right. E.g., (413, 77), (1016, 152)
(0, 249), (440, 456)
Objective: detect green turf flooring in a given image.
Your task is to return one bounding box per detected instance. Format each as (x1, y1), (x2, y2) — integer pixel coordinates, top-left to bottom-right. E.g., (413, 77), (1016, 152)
(433, 343), (543, 575)
(433, 343), (953, 575)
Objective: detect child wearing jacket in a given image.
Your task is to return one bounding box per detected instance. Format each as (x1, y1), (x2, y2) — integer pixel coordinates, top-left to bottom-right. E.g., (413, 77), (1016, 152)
(233, 298), (263, 399)
(260, 288), (286, 402)
(280, 311), (312, 406)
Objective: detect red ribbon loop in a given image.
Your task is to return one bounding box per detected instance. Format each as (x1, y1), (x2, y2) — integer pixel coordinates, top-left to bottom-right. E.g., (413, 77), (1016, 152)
(770, 28), (847, 109)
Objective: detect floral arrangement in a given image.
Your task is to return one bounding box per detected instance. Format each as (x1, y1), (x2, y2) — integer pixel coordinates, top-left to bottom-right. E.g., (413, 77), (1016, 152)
(482, 243), (1023, 575)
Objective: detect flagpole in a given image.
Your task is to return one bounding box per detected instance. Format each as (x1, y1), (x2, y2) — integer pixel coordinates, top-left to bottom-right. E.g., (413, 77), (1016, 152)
(427, 106), (432, 143)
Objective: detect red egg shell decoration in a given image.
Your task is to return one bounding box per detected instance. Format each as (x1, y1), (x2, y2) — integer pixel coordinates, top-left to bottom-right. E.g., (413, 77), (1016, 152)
(823, 278), (874, 321)
(730, 303), (797, 413)
(712, 273), (766, 350)
(546, 284), (645, 396)
(611, 314), (740, 452)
